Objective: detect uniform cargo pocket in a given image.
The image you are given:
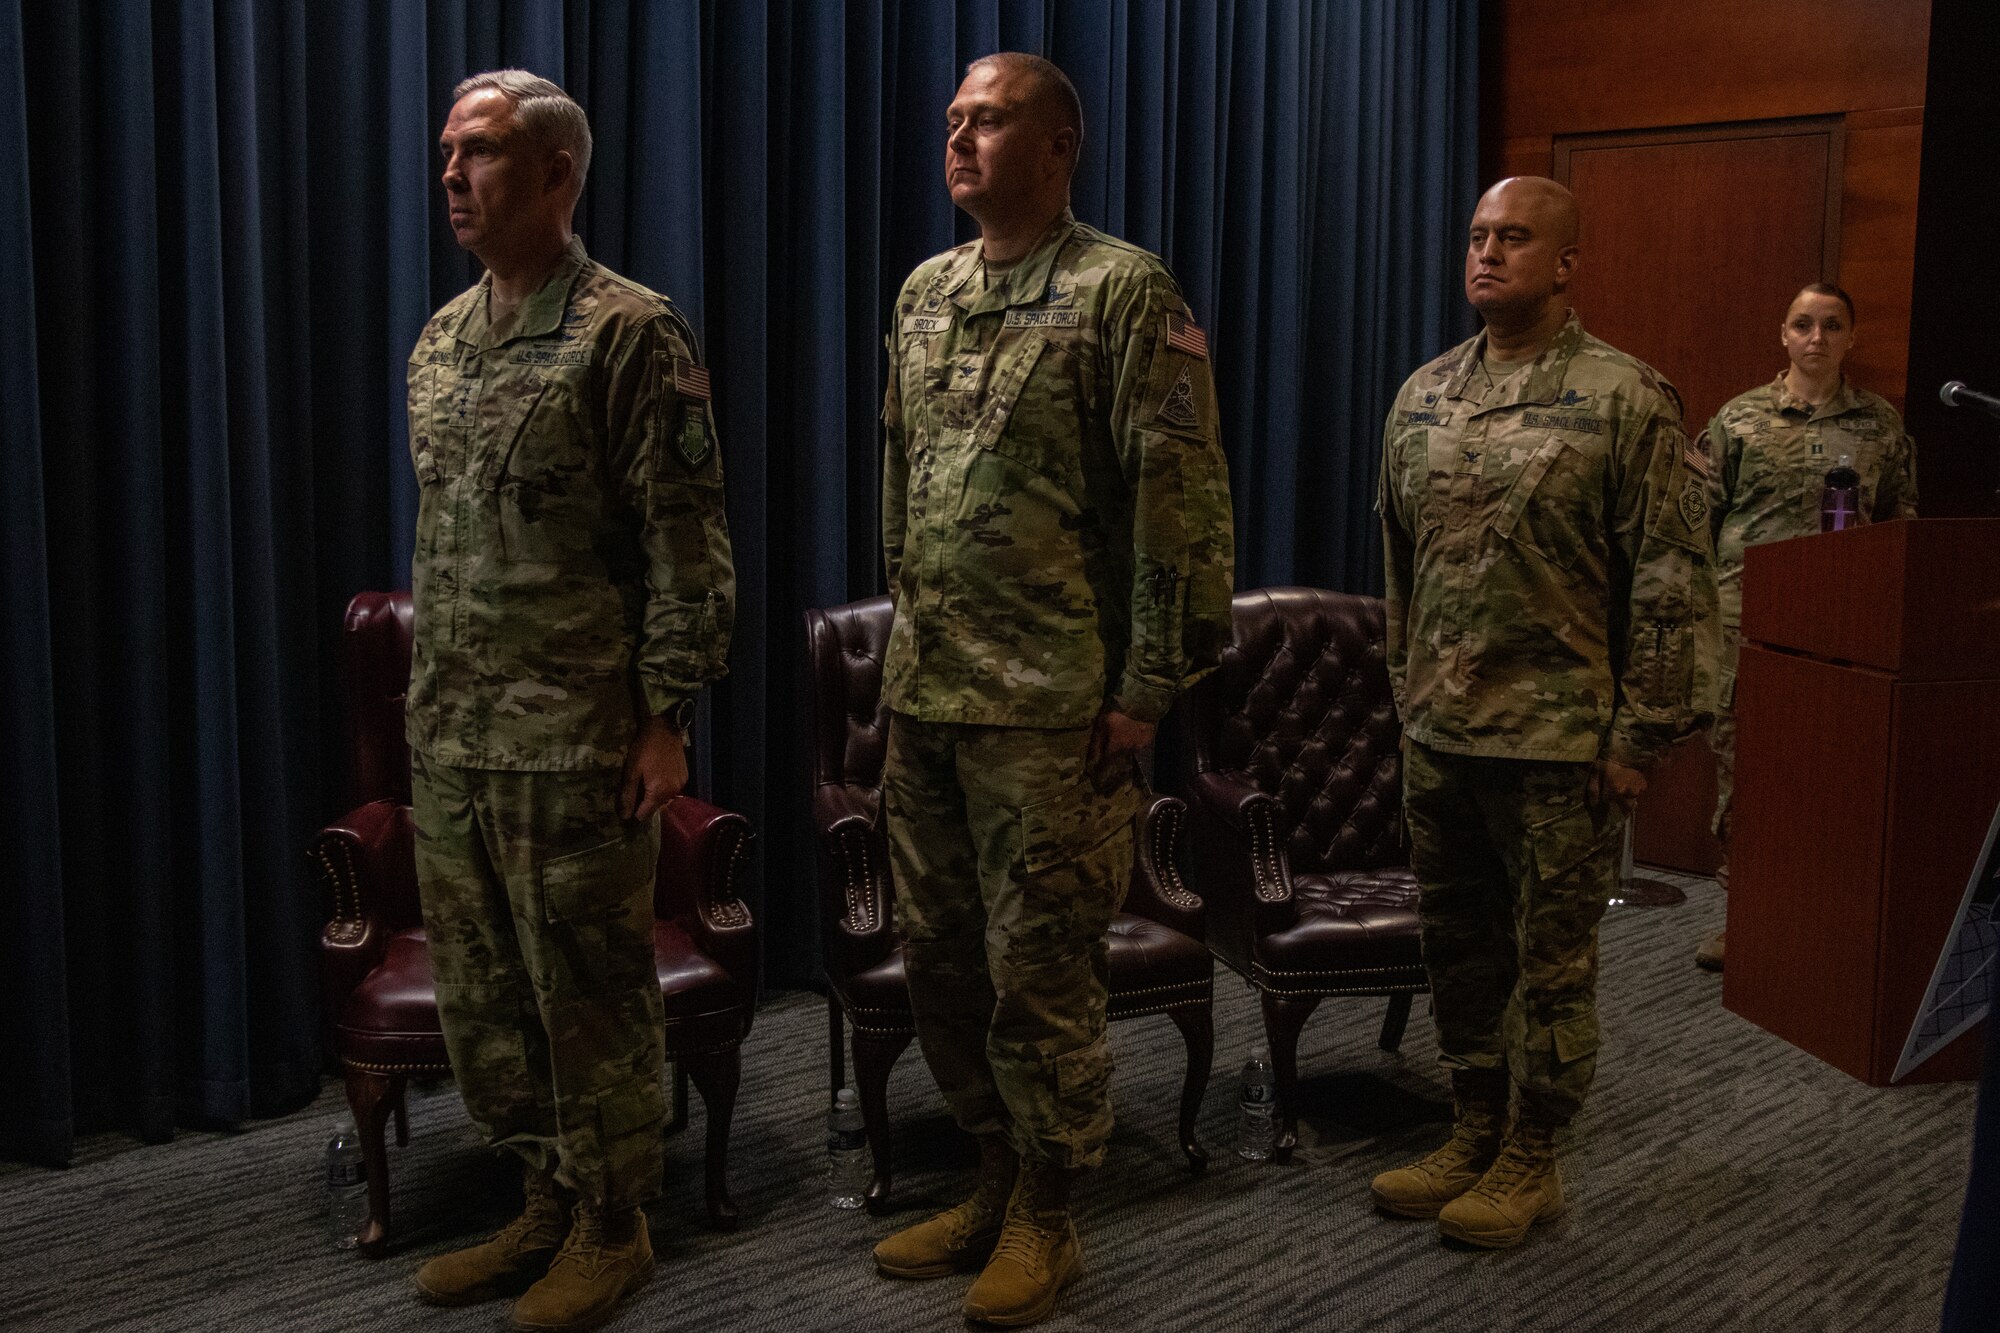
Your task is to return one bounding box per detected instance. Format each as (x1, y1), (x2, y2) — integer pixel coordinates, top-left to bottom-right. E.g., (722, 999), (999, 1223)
(1021, 775), (1141, 875)
(1528, 797), (1615, 885)
(539, 829), (657, 926)
(1055, 1033), (1113, 1097)
(1552, 1012), (1599, 1064)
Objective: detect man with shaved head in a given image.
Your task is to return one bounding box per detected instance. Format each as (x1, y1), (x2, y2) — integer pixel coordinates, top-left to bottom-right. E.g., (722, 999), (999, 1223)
(871, 51), (1234, 1324)
(1372, 177), (1716, 1247)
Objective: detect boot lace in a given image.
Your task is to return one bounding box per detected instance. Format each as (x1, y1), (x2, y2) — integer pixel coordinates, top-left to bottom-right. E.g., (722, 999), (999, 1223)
(1475, 1133), (1552, 1195)
(990, 1218), (1062, 1270)
(490, 1192), (565, 1249)
(548, 1209), (613, 1279)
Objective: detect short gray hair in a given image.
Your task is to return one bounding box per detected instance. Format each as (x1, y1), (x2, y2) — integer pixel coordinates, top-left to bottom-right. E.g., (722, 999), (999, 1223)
(453, 69), (592, 193)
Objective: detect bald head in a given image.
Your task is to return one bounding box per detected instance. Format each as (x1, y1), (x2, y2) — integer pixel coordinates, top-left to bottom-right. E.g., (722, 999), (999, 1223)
(1484, 176), (1578, 246)
(1465, 175), (1581, 331)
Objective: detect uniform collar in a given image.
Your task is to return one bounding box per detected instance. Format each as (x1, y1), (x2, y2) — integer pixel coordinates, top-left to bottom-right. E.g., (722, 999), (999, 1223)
(450, 236), (592, 349)
(1442, 308), (1587, 412)
(1771, 370), (1863, 420)
(944, 209), (1078, 315)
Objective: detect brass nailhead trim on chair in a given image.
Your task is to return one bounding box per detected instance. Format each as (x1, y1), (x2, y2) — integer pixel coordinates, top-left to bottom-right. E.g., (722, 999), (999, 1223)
(314, 839), (367, 944)
(703, 831), (753, 930)
(1249, 803), (1289, 903)
(838, 823), (879, 933)
(1151, 803), (1202, 913)
(340, 1058), (452, 1075)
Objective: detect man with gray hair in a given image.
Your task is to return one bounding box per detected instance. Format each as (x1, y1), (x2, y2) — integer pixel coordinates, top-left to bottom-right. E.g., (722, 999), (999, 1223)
(403, 70), (733, 1330)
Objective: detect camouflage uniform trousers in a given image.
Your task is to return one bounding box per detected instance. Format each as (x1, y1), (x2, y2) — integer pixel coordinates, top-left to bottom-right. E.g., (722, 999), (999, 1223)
(410, 750), (666, 1210)
(1710, 630), (1740, 856)
(1403, 740), (1625, 1125)
(882, 713), (1145, 1170)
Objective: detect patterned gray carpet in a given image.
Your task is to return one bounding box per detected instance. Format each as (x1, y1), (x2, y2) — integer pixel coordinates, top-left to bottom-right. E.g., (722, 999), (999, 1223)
(0, 874), (1977, 1332)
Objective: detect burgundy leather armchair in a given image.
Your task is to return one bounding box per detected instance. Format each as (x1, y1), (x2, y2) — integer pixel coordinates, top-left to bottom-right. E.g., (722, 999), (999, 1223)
(805, 596), (1212, 1210)
(311, 592), (757, 1255)
(1181, 587), (1426, 1161)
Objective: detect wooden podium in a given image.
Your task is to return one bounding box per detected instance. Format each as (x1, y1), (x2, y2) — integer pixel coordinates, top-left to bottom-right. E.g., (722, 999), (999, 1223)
(1723, 518), (2000, 1084)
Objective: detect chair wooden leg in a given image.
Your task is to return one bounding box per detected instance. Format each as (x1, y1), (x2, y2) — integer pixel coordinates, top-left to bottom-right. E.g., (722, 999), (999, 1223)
(1379, 992), (1413, 1053)
(391, 1081), (410, 1148)
(828, 991), (846, 1101)
(1259, 992), (1320, 1165)
(662, 1060), (690, 1136)
(682, 1047), (741, 1232)
(342, 1066), (399, 1258)
(1166, 1006), (1213, 1173)
(852, 1028), (912, 1214)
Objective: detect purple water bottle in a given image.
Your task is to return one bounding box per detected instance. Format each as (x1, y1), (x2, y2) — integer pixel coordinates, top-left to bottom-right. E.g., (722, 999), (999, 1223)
(1820, 453), (1862, 533)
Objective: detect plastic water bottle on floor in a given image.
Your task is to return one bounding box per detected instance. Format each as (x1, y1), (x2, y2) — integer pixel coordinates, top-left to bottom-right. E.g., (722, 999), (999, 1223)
(324, 1116), (368, 1249)
(827, 1087), (869, 1209)
(1238, 1043), (1277, 1161)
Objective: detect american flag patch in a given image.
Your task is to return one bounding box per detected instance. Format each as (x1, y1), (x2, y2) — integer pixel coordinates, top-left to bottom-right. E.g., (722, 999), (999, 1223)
(1165, 313), (1208, 360)
(673, 357), (711, 402)
(1684, 440), (1711, 478)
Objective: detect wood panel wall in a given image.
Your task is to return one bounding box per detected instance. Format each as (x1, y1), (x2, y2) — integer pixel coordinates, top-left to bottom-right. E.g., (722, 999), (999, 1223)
(1481, 0), (1929, 409)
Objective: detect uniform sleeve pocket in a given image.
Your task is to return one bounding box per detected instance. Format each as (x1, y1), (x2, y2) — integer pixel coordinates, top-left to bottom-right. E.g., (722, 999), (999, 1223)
(539, 829), (658, 925)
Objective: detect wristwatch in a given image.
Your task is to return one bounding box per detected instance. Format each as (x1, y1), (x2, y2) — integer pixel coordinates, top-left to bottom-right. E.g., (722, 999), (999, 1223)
(662, 697), (697, 735)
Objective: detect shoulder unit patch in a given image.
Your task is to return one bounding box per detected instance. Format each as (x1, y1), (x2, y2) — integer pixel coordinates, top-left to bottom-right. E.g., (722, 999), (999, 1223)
(1156, 365), (1199, 428)
(1678, 476), (1708, 528)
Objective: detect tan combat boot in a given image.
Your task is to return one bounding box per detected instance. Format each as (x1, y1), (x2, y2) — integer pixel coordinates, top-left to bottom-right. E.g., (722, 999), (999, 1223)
(507, 1204), (655, 1332)
(962, 1162), (1080, 1328)
(1437, 1118), (1565, 1248)
(872, 1135), (1017, 1278)
(412, 1172), (572, 1306)
(1370, 1072), (1508, 1218)
(1695, 929), (1725, 971)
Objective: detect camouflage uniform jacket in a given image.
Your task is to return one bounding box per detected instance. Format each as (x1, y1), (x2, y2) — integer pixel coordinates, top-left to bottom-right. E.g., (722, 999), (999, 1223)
(881, 209), (1234, 727)
(1379, 312), (1718, 766)
(406, 237), (733, 770)
(1708, 373), (1917, 633)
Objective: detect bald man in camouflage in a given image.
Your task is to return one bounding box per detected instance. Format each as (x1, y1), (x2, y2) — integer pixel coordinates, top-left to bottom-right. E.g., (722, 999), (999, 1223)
(403, 72), (732, 1331)
(1373, 177), (1716, 1248)
(871, 52), (1234, 1326)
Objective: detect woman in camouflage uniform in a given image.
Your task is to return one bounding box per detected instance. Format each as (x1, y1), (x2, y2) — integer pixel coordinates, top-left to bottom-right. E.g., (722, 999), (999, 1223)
(1696, 283), (1918, 970)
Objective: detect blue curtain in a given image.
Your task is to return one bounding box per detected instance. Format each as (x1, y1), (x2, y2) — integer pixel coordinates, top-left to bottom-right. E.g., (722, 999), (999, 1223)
(0, 0), (1476, 1162)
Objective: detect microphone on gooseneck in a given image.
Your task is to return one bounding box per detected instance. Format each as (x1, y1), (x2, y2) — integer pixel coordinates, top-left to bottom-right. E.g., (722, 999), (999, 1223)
(1939, 381), (2000, 421)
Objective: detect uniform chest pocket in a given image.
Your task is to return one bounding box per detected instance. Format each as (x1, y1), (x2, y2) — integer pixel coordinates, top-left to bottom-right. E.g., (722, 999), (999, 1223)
(1492, 434), (1598, 571)
(1390, 424), (1445, 534)
(409, 362), (461, 485)
(970, 332), (1080, 487)
(489, 376), (595, 565)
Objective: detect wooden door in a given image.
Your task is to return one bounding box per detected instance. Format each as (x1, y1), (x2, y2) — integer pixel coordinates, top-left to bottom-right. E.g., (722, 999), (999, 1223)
(1555, 118), (1843, 873)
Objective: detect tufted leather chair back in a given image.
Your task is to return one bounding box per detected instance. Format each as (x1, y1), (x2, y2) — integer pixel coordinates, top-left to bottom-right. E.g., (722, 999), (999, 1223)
(803, 596), (898, 977)
(342, 591), (416, 809)
(804, 596), (893, 801)
(1187, 587), (1406, 872)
